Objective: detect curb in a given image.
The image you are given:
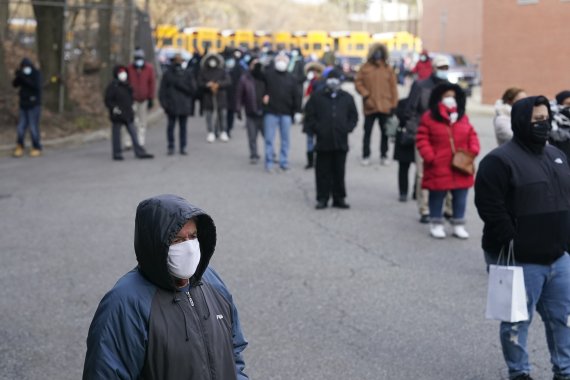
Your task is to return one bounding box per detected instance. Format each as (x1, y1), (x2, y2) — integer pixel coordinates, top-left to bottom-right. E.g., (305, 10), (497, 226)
(0, 109), (165, 156)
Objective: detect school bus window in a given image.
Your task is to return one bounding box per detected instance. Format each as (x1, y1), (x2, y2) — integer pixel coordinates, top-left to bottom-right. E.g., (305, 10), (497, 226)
(313, 43), (322, 50)
(304, 43), (309, 50)
(348, 43), (353, 51)
(240, 42), (248, 48)
(203, 41), (211, 50)
(401, 43), (409, 50)
(356, 43), (364, 50)
(176, 37), (184, 48)
(277, 43), (285, 50)
(163, 37), (173, 46)
(216, 40), (221, 49)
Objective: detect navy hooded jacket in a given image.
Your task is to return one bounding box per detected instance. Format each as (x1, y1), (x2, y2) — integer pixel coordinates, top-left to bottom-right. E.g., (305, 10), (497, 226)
(82, 195), (248, 380)
(12, 58), (42, 109)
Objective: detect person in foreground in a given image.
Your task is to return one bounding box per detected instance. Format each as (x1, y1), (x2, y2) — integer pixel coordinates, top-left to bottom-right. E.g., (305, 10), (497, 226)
(475, 96), (570, 380)
(82, 194), (248, 380)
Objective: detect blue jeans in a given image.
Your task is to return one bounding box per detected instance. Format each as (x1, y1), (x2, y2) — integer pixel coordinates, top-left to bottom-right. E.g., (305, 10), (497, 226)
(264, 113), (291, 170)
(16, 106), (42, 149)
(428, 188), (468, 224)
(485, 252), (570, 379)
(306, 132), (315, 152)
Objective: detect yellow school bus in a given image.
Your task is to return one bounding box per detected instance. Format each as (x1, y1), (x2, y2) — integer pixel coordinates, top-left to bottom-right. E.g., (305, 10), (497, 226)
(234, 29), (255, 49)
(155, 24), (179, 49)
(292, 31), (332, 56)
(254, 31), (272, 48)
(330, 31), (370, 59)
(370, 31), (422, 53)
(273, 31), (292, 51)
(182, 27), (221, 54)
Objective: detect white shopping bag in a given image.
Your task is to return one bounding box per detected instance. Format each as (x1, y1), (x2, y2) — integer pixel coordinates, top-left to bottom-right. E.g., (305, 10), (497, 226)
(485, 264), (529, 322)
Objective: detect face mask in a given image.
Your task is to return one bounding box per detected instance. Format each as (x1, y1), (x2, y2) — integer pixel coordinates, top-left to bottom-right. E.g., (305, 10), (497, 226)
(420, 55), (427, 62)
(234, 52), (242, 60)
(22, 66), (32, 75)
(442, 96), (457, 109)
(291, 50), (299, 57)
(208, 59), (217, 68)
(275, 60), (288, 72)
(529, 120), (551, 145)
(435, 70), (448, 80)
(226, 58), (236, 69)
(117, 72), (128, 82)
(560, 107), (570, 120)
(134, 59), (144, 68)
(326, 78), (341, 92)
(167, 239), (201, 279)
(373, 51), (384, 61)
(306, 71), (315, 81)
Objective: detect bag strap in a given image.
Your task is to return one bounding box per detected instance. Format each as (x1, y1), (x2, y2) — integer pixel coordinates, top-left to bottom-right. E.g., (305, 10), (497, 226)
(497, 240), (515, 266)
(446, 124), (456, 154)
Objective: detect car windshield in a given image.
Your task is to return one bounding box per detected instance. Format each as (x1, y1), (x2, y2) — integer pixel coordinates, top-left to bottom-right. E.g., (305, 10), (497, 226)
(451, 54), (468, 66)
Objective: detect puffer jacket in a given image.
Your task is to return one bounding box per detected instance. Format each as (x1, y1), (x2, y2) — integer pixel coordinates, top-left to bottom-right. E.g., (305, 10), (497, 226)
(83, 195), (248, 380)
(104, 65), (135, 123)
(197, 53), (232, 110)
(354, 43), (398, 115)
(416, 83), (480, 191)
(159, 64), (196, 116)
(493, 99), (513, 146)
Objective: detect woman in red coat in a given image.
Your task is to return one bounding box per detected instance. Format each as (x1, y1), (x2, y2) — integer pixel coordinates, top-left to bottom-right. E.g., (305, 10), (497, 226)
(416, 82), (480, 239)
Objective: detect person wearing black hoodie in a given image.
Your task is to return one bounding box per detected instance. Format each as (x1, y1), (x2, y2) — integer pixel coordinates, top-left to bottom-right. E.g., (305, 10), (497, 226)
(304, 70), (358, 209)
(104, 66), (154, 161)
(12, 58), (42, 158)
(475, 96), (570, 380)
(549, 90), (570, 159)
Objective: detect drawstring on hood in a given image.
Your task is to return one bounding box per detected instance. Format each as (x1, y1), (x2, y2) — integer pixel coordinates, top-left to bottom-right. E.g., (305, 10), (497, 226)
(172, 293), (190, 341)
(511, 95), (552, 154)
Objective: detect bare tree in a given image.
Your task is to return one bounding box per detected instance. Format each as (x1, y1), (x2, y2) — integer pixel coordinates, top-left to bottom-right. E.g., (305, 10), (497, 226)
(33, 0), (65, 112)
(0, 0), (10, 90)
(98, 0), (114, 89)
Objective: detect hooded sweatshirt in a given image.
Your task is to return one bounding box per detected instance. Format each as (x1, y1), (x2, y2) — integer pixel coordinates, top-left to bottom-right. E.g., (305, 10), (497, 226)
(12, 58), (42, 109)
(104, 65), (134, 123)
(475, 96), (570, 264)
(83, 195), (248, 380)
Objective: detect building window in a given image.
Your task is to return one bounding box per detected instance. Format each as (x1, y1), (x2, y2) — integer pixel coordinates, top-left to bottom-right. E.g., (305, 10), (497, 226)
(518, 0), (538, 4)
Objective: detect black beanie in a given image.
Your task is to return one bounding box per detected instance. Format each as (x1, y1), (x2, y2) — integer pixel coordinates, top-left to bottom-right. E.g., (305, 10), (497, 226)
(556, 91), (570, 105)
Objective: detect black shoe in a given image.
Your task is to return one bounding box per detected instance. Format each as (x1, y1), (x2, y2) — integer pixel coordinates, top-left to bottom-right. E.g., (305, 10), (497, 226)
(398, 194), (407, 202)
(305, 151), (314, 169)
(315, 201), (327, 210)
(332, 200), (350, 209)
(513, 374), (534, 380)
(113, 155), (124, 161)
(553, 374), (570, 380)
(419, 215), (430, 224)
(137, 152), (154, 159)
(167, 148), (174, 156)
(180, 150), (187, 155)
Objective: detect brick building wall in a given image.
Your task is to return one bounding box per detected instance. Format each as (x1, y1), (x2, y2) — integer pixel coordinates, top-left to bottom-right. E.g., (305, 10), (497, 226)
(419, 0), (482, 64)
(482, 0), (570, 104)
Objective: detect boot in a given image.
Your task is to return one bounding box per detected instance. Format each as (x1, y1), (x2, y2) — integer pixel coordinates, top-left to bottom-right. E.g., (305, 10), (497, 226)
(12, 144), (24, 158)
(304, 151), (314, 170)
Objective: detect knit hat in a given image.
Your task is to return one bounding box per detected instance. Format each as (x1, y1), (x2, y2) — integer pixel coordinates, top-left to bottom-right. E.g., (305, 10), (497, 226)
(555, 91), (570, 105)
(134, 47), (145, 59)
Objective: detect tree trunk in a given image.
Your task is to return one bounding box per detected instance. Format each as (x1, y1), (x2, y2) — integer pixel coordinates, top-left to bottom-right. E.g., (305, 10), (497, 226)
(0, 0), (9, 91)
(98, 0), (114, 90)
(33, 0), (65, 112)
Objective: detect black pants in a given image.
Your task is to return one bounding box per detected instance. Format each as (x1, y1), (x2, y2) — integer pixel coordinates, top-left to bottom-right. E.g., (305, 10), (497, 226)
(362, 112), (389, 159)
(398, 161), (413, 196)
(167, 114), (188, 152)
(112, 121), (145, 157)
(315, 150), (347, 203)
(227, 110), (235, 137)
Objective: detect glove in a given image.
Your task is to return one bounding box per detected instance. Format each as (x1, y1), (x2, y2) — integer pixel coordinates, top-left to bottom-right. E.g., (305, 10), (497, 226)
(112, 106), (122, 115)
(294, 112), (303, 125)
(147, 99), (154, 110)
(236, 110), (242, 121)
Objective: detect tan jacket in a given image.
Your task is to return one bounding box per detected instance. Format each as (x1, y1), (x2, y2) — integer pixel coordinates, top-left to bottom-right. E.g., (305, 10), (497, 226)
(354, 61), (398, 116)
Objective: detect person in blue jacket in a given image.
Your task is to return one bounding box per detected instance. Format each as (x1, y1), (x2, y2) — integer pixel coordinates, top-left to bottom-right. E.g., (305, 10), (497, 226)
(83, 194), (249, 380)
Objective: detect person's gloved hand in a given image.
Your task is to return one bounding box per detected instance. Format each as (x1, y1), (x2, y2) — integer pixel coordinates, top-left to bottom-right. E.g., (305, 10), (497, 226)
(147, 99), (154, 110)
(294, 112), (303, 125)
(112, 106), (122, 115)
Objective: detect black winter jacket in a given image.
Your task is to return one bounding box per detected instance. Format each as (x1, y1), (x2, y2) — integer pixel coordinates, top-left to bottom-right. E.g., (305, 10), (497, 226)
(104, 67), (135, 123)
(303, 88), (358, 152)
(236, 72), (265, 117)
(263, 67), (300, 116)
(475, 96), (570, 264)
(159, 65), (197, 116)
(12, 58), (42, 109)
(197, 53), (232, 111)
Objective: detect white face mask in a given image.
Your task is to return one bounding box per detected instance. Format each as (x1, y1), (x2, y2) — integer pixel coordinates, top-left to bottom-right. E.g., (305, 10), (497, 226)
(167, 239), (201, 280)
(435, 70), (448, 80)
(306, 71), (315, 81)
(442, 96), (457, 109)
(22, 66), (32, 75)
(208, 59), (217, 68)
(226, 58), (236, 69)
(326, 78), (341, 92)
(118, 72), (128, 82)
(275, 60), (288, 72)
(134, 59), (144, 67)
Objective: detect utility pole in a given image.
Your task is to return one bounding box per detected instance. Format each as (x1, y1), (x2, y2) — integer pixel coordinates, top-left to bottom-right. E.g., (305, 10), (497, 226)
(58, 0), (68, 113)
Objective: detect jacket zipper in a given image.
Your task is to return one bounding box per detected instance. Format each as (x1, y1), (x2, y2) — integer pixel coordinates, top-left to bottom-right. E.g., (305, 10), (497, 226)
(185, 290), (213, 380)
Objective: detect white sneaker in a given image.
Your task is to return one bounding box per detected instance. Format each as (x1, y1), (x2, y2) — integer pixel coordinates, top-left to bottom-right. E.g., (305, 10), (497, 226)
(430, 224), (446, 239)
(220, 132), (229, 142)
(361, 158), (371, 166)
(207, 133), (215, 143)
(380, 157), (390, 166)
(452, 225), (469, 239)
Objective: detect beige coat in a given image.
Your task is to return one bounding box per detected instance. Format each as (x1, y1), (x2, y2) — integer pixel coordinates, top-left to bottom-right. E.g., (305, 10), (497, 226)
(355, 61), (398, 116)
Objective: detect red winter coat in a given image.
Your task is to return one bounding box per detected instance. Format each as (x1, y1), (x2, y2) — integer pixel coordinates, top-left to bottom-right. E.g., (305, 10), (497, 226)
(416, 110), (480, 191)
(412, 60), (433, 81)
(127, 63), (156, 102)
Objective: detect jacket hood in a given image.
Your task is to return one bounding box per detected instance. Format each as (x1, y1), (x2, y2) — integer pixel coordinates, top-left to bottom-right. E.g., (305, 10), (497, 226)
(20, 57), (35, 69)
(134, 194), (217, 290)
(428, 82), (466, 122)
(494, 99), (511, 117)
(367, 43), (389, 63)
(304, 61), (325, 75)
(200, 52), (224, 69)
(112, 65), (128, 79)
(511, 95), (552, 149)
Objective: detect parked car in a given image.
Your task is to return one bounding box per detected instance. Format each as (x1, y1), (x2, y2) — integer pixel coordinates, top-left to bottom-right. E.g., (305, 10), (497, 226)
(430, 52), (479, 97)
(336, 55), (364, 81)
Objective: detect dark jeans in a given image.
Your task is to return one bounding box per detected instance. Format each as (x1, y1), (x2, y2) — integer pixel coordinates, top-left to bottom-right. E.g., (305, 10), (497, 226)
(227, 109), (235, 137)
(167, 114), (188, 152)
(112, 121), (145, 157)
(398, 161), (413, 196)
(246, 115), (264, 159)
(16, 106), (42, 149)
(315, 150), (347, 203)
(362, 112), (389, 159)
(428, 188), (468, 224)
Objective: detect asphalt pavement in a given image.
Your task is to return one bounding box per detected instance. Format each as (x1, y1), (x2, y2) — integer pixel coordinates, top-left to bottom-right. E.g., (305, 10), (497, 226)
(0, 84), (554, 380)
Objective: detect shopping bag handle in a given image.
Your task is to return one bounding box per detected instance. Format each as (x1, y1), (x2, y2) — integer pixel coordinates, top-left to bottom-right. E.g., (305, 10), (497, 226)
(497, 240), (515, 266)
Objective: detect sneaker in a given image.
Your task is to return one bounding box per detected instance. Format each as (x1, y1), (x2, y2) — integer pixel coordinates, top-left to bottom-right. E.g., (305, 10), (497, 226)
(207, 133), (216, 143)
(398, 194), (407, 202)
(250, 157), (259, 165)
(180, 149), (187, 155)
(280, 166), (290, 173)
(452, 225), (469, 239)
(315, 201), (327, 210)
(12, 144), (24, 158)
(136, 152), (154, 159)
(167, 148), (175, 156)
(332, 200), (350, 209)
(220, 132), (229, 142)
(429, 224), (446, 239)
(380, 157), (390, 166)
(29, 148), (42, 157)
(361, 158), (371, 166)
(113, 155), (124, 161)
(419, 215), (430, 224)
